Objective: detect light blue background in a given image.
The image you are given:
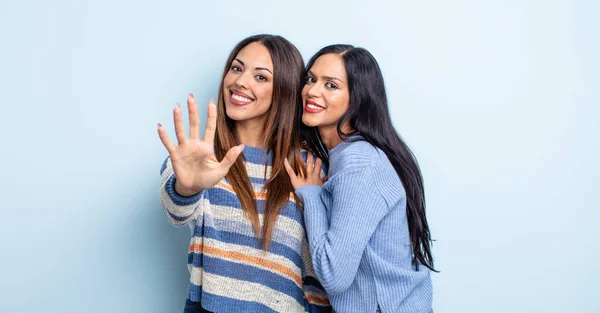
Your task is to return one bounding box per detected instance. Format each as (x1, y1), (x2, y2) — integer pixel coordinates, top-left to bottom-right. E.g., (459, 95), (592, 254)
(1, 0), (598, 312)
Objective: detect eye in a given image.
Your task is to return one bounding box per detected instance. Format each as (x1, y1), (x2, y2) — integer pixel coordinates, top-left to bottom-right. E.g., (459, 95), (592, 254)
(255, 75), (267, 82)
(325, 82), (338, 89)
(305, 76), (316, 84)
(231, 65), (242, 72)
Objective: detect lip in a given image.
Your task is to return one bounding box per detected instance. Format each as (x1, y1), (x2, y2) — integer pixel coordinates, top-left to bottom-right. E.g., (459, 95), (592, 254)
(304, 99), (326, 113)
(229, 89), (255, 106)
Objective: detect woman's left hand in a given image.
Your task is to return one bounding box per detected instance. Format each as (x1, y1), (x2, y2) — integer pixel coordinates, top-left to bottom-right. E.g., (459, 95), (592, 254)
(284, 153), (325, 190)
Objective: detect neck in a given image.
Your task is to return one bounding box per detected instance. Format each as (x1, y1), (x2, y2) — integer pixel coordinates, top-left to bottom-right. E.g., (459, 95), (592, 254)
(235, 119), (268, 149)
(318, 122), (353, 150)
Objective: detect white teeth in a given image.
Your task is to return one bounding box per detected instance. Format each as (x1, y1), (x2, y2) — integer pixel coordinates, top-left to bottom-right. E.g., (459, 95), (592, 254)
(307, 104), (324, 110)
(232, 94), (252, 102)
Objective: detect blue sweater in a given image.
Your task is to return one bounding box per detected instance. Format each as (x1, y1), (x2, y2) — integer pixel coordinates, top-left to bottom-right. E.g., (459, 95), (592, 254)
(295, 138), (433, 313)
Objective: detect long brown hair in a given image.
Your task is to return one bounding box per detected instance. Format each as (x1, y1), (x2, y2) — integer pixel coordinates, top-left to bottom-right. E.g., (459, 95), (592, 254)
(214, 34), (306, 250)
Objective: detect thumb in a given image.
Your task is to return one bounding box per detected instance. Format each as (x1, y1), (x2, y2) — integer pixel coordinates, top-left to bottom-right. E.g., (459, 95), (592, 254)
(220, 144), (244, 172)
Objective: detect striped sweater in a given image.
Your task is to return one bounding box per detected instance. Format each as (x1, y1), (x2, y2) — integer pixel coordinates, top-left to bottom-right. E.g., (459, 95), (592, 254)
(159, 145), (331, 313)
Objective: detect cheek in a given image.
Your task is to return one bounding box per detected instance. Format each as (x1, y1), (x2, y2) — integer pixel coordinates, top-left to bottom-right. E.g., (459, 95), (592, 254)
(257, 85), (273, 104)
(341, 101), (350, 114)
(336, 95), (350, 111)
(301, 85), (309, 100)
(325, 94), (350, 118)
(223, 73), (235, 88)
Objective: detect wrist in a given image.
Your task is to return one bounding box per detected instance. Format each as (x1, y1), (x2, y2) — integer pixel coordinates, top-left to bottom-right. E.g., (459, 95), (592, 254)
(174, 180), (200, 197)
(295, 184), (321, 195)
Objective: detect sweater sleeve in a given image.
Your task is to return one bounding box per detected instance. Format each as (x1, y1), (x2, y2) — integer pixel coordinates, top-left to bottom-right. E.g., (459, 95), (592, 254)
(159, 156), (206, 226)
(295, 166), (389, 295)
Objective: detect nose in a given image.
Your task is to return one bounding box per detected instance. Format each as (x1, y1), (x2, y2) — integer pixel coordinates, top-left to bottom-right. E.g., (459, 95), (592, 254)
(305, 81), (321, 98)
(235, 72), (251, 89)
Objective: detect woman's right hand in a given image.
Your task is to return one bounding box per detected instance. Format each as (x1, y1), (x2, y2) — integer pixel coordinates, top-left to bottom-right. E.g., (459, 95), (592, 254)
(157, 94), (244, 196)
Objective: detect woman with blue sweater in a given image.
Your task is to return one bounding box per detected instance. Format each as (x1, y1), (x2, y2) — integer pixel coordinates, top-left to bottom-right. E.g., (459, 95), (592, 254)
(285, 45), (436, 313)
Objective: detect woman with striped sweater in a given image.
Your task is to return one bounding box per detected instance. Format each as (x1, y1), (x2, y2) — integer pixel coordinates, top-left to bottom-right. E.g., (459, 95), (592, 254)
(157, 34), (331, 313)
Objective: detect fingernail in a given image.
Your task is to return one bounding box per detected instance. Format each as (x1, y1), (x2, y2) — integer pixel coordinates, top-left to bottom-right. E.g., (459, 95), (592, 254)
(189, 92), (194, 98)
(157, 123), (162, 128)
(175, 102), (181, 108)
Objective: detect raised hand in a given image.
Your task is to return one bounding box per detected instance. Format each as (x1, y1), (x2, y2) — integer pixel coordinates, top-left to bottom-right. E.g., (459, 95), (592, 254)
(284, 152), (325, 190)
(157, 94), (244, 196)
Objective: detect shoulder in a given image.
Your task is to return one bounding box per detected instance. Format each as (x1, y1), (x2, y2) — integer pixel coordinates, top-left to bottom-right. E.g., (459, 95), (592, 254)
(334, 139), (385, 171)
(343, 139), (378, 156)
(333, 140), (405, 201)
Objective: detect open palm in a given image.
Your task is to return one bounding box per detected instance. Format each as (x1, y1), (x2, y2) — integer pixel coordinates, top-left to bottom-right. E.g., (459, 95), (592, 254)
(157, 94), (244, 196)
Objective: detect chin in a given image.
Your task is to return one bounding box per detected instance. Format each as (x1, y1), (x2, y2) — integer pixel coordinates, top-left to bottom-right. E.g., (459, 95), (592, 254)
(301, 116), (320, 127)
(226, 114), (244, 121)
(224, 105), (245, 121)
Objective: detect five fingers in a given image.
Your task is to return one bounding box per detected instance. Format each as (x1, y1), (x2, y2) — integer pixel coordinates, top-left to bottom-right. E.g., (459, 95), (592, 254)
(285, 155), (324, 187)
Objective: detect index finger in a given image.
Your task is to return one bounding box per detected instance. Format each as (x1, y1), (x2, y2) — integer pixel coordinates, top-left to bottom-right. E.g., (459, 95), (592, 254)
(203, 99), (217, 145)
(284, 158), (296, 177)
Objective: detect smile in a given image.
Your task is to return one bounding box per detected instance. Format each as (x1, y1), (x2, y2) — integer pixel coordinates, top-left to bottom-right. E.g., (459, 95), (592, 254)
(305, 100), (325, 113)
(229, 90), (254, 106)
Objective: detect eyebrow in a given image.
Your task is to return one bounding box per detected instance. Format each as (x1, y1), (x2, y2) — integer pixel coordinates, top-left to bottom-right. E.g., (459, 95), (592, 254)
(307, 70), (343, 82)
(234, 58), (273, 75)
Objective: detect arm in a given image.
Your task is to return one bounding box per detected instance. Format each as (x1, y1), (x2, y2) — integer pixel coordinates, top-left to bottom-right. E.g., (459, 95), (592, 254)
(295, 167), (389, 295)
(159, 156), (205, 226)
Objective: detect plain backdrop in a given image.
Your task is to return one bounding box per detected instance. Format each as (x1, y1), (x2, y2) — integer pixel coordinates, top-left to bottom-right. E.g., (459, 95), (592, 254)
(1, 0), (598, 312)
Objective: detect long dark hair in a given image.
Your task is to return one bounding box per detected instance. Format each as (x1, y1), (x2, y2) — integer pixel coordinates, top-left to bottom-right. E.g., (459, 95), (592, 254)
(300, 44), (437, 272)
(215, 34), (307, 249)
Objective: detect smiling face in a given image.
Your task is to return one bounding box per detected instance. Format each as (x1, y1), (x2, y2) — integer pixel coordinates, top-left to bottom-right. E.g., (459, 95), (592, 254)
(301, 53), (351, 133)
(222, 42), (274, 124)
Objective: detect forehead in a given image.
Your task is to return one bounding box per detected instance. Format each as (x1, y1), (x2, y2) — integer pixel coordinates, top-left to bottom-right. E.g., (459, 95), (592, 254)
(310, 53), (346, 77)
(235, 42), (273, 67)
